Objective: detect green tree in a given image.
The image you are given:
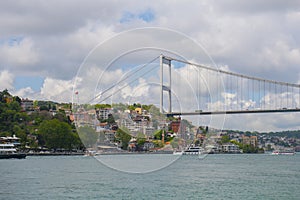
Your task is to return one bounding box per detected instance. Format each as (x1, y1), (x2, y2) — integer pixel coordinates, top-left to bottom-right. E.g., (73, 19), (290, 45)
(40, 105), (49, 111)
(136, 133), (146, 150)
(153, 129), (163, 140)
(0, 89), (10, 103)
(242, 144), (258, 153)
(53, 111), (69, 123)
(0, 91), (25, 137)
(106, 114), (115, 124)
(10, 101), (21, 112)
(33, 100), (38, 108)
(230, 140), (243, 149)
(13, 125), (27, 143)
(38, 119), (80, 150)
(221, 135), (230, 144)
(95, 104), (111, 109)
(115, 127), (132, 150)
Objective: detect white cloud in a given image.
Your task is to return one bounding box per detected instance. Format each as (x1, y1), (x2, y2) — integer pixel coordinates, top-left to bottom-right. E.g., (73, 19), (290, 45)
(0, 38), (39, 67)
(120, 78), (150, 99)
(259, 41), (300, 70)
(0, 1), (300, 131)
(40, 77), (74, 102)
(0, 70), (14, 90)
(223, 113), (300, 132)
(13, 87), (35, 99)
(65, 22), (115, 57)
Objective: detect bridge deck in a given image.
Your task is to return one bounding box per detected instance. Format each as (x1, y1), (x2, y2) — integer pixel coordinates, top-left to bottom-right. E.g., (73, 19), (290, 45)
(166, 108), (300, 116)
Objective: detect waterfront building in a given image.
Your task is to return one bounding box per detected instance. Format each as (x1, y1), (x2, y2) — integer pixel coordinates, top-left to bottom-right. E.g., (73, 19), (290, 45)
(207, 135), (222, 144)
(142, 141), (155, 151)
(242, 136), (258, 147)
(222, 143), (241, 153)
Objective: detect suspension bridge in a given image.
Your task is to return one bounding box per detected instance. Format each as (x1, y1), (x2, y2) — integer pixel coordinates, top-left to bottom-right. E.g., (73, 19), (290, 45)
(93, 54), (300, 117)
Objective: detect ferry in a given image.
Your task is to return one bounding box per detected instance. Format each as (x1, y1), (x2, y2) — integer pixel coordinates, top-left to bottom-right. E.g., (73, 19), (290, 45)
(182, 145), (204, 155)
(0, 143), (26, 159)
(0, 135), (26, 159)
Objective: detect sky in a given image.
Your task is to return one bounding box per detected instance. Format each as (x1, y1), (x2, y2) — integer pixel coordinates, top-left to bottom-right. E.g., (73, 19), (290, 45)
(0, 0), (300, 132)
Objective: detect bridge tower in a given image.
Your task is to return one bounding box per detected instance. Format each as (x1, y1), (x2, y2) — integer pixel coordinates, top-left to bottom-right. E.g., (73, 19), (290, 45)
(160, 55), (172, 114)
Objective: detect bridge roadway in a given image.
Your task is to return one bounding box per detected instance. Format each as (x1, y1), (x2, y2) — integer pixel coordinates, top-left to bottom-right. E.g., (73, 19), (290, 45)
(166, 108), (300, 117)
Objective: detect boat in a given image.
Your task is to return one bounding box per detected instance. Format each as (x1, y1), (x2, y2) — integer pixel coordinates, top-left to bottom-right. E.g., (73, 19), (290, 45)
(0, 135), (26, 159)
(173, 145), (204, 155)
(271, 149), (295, 155)
(182, 145), (204, 155)
(173, 150), (183, 155)
(0, 143), (26, 159)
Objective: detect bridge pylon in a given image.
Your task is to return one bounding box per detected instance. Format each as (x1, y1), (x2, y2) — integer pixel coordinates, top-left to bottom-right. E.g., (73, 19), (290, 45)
(160, 55), (172, 114)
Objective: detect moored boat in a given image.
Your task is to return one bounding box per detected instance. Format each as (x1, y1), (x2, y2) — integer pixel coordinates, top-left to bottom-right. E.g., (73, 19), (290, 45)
(173, 150), (183, 155)
(0, 143), (26, 159)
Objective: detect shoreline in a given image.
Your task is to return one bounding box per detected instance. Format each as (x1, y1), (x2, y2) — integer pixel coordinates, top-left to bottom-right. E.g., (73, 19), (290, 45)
(26, 152), (84, 156)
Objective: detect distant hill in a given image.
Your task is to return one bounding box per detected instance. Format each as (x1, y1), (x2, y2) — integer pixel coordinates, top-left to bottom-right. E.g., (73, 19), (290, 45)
(224, 129), (300, 139)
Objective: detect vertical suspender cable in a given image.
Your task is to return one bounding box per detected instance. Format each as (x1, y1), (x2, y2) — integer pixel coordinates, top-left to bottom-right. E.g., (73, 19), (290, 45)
(240, 76), (243, 110)
(207, 69), (209, 110)
(263, 80), (266, 109)
(275, 83), (278, 109)
(292, 86), (294, 108)
(247, 78), (250, 108)
(280, 84), (283, 108)
(252, 79), (254, 109)
(286, 84), (288, 108)
(268, 82), (271, 109)
(237, 76), (239, 110)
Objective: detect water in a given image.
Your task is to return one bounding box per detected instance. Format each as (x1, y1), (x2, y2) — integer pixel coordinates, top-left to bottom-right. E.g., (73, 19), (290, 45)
(1, 154), (300, 199)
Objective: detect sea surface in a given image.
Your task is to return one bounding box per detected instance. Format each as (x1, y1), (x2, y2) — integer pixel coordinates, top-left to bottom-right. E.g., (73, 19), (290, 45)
(1, 154), (300, 200)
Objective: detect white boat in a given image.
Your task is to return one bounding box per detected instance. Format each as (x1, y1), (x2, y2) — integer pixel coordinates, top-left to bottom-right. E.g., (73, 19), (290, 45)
(182, 146), (204, 155)
(173, 150), (183, 155)
(0, 143), (26, 159)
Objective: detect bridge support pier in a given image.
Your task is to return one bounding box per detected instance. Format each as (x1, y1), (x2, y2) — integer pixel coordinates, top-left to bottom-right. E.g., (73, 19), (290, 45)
(160, 55), (172, 114)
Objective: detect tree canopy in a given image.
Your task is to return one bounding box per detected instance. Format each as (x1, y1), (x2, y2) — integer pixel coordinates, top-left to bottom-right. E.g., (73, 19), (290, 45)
(0, 90), (83, 151)
(38, 119), (81, 150)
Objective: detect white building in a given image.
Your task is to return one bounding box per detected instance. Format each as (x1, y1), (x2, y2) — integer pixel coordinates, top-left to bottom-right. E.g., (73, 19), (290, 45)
(98, 108), (112, 120)
(222, 143), (241, 153)
(21, 99), (34, 111)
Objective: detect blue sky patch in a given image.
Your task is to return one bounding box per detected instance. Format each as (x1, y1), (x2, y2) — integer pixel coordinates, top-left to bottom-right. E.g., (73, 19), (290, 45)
(119, 11), (135, 23)
(120, 9), (155, 23)
(0, 36), (24, 46)
(8, 36), (24, 46)
(138, 9), (155, 22)
(15, 76), (44, 91)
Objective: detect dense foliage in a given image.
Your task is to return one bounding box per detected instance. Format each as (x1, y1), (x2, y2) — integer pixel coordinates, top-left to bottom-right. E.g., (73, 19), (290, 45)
(0, 90), (83, 151)
(38, 119), (81, 150)
(115, 127), (131, 150)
